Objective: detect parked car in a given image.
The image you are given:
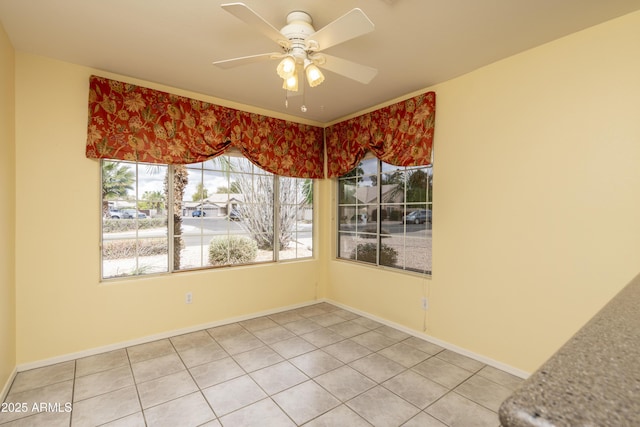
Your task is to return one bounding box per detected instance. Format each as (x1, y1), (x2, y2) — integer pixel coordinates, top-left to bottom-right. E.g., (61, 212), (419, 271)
(228, 209), (241, 221)
(192, 209), (206, 217)
(106, 209), (122, 219)
(402, 209), (432, 224)
(121, 209), (147, 219)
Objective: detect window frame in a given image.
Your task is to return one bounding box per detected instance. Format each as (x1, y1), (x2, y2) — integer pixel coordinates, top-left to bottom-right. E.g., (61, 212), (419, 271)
(336, 156), (433, 276)
(100, 155), (314, 281)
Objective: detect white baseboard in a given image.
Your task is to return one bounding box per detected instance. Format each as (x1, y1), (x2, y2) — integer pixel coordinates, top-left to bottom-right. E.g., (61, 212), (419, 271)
(1, 366), (17, 401)
(323, 298), (530, 379)
(16, 298), (530, 380)
(16, 300), (321, 372)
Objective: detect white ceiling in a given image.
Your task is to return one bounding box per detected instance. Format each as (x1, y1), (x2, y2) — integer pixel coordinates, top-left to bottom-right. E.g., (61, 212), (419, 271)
(1, 0), (639, 124)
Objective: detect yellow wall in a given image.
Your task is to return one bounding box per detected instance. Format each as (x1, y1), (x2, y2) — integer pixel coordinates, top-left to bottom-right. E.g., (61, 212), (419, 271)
(0, 23), (16, 394)
(13, 54), (323, 365)
(10, 10), (640, 375)
(327, 11), (640, 373)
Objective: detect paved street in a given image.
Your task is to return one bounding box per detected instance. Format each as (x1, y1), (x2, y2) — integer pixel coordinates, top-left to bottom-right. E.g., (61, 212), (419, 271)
(104, 216), (312, 247)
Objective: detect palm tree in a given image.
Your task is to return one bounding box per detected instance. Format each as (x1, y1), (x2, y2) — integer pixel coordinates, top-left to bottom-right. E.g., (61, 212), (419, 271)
(381, 167), (431, 204)
(166, 158), (231, 270)
(102, 161), (134, 215)
(165, 165), (188, 270)
(141, 190), (165, 214)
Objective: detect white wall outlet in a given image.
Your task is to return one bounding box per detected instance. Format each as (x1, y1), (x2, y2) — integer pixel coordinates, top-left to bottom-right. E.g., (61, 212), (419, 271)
(185, 292), (193, 304)
(421, 297), (428, 311)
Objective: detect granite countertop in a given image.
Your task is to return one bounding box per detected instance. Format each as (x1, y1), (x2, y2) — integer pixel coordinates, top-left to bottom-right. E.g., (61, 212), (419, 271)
(499, 273), (640, 427)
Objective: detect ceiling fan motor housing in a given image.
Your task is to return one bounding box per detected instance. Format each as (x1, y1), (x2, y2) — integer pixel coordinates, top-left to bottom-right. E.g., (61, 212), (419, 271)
(281, 11), (316, 62)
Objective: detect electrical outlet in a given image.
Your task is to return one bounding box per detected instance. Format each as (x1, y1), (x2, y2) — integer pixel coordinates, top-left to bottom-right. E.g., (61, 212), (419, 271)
(185, 292), (193, 304)
(421, 297), (428, 311)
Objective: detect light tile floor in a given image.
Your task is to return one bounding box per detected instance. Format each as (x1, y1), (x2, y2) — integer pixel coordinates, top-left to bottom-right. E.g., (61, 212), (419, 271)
(0, 303), (523, 427)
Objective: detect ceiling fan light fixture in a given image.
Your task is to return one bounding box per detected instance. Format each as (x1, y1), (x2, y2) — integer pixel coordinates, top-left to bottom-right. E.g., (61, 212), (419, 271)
(283, 72), (298, 91)
(305, 62), (325, 88)
(276, 56), (296, 79)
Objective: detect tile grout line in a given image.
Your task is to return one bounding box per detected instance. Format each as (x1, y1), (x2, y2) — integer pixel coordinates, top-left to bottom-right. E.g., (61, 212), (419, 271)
(125, 344), (147, 427)
(166, 334), (220, 424)
(5, 303), (518, 426)
(68, 360), (75, 427)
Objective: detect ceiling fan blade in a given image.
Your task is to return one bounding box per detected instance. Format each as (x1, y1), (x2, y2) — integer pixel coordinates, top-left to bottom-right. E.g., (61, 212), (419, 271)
(221, 3), (291, 48)
(307, 8), (374, 52)
(317, 54), (378, 84)
(213, 52), (280, 69)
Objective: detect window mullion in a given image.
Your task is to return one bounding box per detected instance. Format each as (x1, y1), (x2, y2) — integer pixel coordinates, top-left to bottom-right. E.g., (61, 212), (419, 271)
(377, 160), (382, 266)
(403, 166), (408, 270)
(134, 162), (140, 273)
(199, 166), (205, 267)
(167, 164), (175, 273)
(273, 175), (280, 261)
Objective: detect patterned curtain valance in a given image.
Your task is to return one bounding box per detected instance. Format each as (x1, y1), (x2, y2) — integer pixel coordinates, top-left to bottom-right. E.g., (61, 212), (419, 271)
(236, 112), (324, 178)
(85, 76), (324, 178)
(325, 91), (435, 178)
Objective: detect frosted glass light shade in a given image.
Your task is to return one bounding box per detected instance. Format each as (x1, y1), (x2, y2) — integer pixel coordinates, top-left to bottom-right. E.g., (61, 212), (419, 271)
(283, 73), (298, 91)
(305, 63), (325, 87)
(276, 56), (296, 79)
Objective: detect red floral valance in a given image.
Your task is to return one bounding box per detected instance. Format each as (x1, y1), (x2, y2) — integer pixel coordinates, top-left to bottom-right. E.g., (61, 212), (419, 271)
(325, 91), (435, 177)
(236, 112), (324, 178)
(85, 76), (324, 178)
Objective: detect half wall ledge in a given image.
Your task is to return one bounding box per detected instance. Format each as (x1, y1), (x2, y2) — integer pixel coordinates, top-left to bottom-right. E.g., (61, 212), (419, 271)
(499, 272), (640, 426)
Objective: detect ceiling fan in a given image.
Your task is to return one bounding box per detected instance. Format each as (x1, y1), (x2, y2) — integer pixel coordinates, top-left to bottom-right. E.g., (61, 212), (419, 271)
(213, 3), (378, 91)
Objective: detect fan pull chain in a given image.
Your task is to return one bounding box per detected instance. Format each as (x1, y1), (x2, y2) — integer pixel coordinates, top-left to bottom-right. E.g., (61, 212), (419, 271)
(300, 71), (307, 112)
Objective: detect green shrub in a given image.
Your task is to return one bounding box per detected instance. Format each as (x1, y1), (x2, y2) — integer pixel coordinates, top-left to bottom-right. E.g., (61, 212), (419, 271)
(209, 235), (258, 266)
(102, 238), (167, 260)
(350, 242), (398, 266)
(103, 217), (166, 233)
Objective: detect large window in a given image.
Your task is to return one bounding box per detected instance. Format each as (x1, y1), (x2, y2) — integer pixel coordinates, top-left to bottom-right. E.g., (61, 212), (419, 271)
(101, 155), (313, 280)
(337, 157), (432, 274)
